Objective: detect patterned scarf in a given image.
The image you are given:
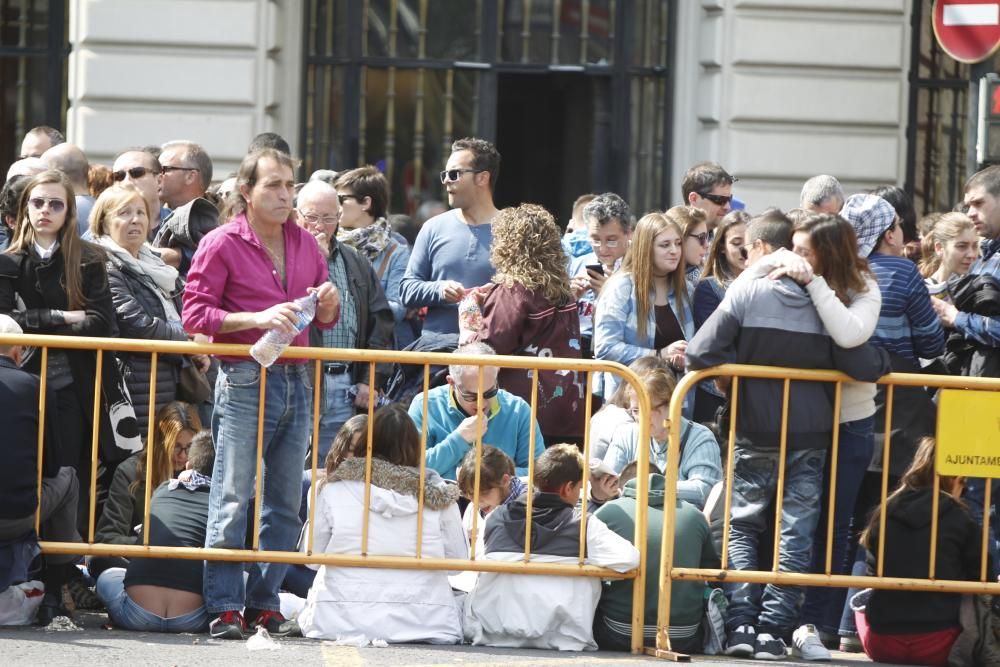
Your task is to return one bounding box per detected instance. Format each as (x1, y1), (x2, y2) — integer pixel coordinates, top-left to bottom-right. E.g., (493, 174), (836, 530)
(337, 216), (392, 263)
(168, 470), (212, 491)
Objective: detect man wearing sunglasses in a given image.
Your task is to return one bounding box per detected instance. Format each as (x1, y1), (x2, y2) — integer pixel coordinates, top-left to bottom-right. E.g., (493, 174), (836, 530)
(408, 342), (543, 481)
(400, 138), (500, 336)
(111, 149), (168, 241)
(681, 161), (736, 233)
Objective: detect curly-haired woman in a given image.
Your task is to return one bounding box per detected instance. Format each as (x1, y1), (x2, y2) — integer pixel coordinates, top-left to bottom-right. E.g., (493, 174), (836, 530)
(462, 203), (585, 445)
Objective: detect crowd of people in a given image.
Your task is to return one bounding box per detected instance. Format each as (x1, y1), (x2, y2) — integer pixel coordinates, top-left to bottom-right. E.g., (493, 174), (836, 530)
(1, 124), (999, 666)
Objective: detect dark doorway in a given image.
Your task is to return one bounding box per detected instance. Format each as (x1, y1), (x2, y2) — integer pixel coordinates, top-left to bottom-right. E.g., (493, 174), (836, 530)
(494, 72), (605, 227)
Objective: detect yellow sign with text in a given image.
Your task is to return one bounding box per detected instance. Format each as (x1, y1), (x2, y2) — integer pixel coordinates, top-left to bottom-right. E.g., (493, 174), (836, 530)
(937, 389), (1000, 479)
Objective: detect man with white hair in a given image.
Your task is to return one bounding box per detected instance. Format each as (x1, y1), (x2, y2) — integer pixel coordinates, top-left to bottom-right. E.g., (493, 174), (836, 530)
(799, 175), (845, 214)
(5, 157), (47, 181)
(0, 314), (82, 626)
(407, 341), (544, 480)
(297, 180), (393, 458)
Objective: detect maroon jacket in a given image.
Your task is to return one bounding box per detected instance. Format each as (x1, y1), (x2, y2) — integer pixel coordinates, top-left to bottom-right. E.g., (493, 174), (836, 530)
(469, 282), (584, 439)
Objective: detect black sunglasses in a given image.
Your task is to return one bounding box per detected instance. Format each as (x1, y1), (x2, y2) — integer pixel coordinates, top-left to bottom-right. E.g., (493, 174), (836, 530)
(454, 384), (499, 403)
(112, 166), (159, 182)
(699, 192), (733, 206)
(687, 232), (710, 247)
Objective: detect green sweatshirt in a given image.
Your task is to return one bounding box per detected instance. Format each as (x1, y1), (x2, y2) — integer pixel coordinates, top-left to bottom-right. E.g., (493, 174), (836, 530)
(593, 473), (720, 642)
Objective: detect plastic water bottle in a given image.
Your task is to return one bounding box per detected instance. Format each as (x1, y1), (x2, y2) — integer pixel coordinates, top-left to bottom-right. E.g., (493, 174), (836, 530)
(250, 293), (318, 367)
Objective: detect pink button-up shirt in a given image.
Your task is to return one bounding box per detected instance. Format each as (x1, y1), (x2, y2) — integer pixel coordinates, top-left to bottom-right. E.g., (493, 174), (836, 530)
(182, 212), (334, 363)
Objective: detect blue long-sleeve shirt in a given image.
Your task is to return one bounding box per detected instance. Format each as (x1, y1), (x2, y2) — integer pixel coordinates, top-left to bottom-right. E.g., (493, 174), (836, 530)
(955, 238), (1000, 348)
(408, 385), (544, 480)
(398, 210), (494, 335)
(868, 253), (945, 363)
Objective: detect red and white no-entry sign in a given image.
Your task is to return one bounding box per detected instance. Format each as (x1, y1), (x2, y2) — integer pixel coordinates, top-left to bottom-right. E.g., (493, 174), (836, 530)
(933, 0), (1000, 63)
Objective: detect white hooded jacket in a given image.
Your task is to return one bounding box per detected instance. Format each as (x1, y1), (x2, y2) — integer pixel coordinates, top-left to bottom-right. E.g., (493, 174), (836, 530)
(298, 458), (468, 643)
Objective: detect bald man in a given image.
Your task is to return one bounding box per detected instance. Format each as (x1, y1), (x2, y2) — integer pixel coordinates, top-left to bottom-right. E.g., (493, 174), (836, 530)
(43, 143), (95, 235)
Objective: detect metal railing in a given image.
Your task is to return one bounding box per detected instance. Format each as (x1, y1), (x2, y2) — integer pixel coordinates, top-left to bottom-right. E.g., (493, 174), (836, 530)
(655, 363), (1000, 659)
(3, 333), (653, 653)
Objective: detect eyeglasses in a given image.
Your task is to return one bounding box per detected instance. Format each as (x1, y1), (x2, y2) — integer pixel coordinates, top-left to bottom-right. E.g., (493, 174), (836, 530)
(687, 232), (710, 247)
(160, 165), (199, 174)
(589, 239), (620, 248)
(627, 402), (668, 420)
(112, 166), (159, 182)
(298, 210), (340, 226)
(699, 192), (733, 206)
(454, 384), (499, 404)
(439, 168), (483, 184)
(28, 197), (66, 213)
(337, 194), (358, 205)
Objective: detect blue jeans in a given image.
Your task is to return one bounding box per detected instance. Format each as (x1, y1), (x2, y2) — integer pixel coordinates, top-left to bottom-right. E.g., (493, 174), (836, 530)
(317, 371), (354, 462)
(96, 568), (208, 632)
(800, 417), (874, 634)
(725, 446), (826, 637)
(203, 361), (313, 614)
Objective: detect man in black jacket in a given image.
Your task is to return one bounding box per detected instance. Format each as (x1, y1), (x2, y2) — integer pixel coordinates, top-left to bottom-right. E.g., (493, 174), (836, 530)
(299, 180), (394, 459)
(0, 314), (81, 625)
(687, 211), (891, 660)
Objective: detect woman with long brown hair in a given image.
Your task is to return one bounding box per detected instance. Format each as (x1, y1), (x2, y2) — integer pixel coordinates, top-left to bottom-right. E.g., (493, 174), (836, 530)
(299, 404), (466, 643)
(593, 211), (693, 399)
(0, 170), (139, 534)
(91, 401), (202, 578)
(462, 203), (584, 444)
(854, 437), (981, 667)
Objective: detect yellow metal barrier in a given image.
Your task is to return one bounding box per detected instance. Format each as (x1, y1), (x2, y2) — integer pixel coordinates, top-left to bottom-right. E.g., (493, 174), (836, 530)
(1, 333), (652, 654)
(655, 363), (1000, 659)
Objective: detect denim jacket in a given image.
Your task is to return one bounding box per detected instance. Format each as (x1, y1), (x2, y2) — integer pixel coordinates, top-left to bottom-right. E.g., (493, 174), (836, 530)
(593, 272), (694, 397)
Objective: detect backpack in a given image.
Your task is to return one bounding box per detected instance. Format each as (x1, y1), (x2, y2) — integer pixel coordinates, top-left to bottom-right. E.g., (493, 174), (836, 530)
(383, 332), (459, 407)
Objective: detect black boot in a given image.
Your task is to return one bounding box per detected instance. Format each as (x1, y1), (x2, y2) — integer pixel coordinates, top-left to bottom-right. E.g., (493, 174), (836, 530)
(35, 562), (72, 626)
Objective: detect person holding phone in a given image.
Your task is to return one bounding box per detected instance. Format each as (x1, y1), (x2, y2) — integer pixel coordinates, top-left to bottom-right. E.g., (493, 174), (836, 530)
(568, 193), (633, 358)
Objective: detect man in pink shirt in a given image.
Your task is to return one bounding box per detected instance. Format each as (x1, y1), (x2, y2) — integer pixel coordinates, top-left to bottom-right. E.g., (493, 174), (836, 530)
(182, 148), (340, 640)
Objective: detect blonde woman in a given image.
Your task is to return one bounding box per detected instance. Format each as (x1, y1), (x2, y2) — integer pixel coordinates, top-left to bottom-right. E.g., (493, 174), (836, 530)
(463, 203), (584, 443)
(593, 212), (693, 399)
(919, 212), (978, 299)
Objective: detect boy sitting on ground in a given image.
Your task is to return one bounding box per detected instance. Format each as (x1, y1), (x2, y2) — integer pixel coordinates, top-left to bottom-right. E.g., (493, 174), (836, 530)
(463, 443), (640, 651)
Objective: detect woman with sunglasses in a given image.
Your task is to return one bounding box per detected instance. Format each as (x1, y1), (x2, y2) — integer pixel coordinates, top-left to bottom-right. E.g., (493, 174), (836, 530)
(746, 213), (882, 647)
(667, 205), (710, 285)
(691, 210), (751, 422)
(600, 368), (721, 509)
(0, 170), (137, 532)
(333, 166), (414, 348)
(462, 203), (584, 444)
(593, 212), (693, 400)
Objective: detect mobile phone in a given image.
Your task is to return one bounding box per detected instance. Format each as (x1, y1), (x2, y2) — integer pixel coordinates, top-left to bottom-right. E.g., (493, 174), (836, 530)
(585, 263), (605, 276)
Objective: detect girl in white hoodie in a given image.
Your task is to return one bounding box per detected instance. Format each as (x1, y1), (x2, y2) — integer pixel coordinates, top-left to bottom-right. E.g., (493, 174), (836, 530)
(298, 404), (468, 643)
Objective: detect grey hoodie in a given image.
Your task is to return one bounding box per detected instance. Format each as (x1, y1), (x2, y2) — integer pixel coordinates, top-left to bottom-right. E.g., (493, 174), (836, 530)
(687, 275), (890, 450)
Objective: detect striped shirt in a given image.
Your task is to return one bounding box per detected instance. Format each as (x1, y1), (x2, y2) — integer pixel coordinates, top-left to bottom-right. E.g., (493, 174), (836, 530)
(868, 253), (945, 363)
(955, 238), (1000, 348)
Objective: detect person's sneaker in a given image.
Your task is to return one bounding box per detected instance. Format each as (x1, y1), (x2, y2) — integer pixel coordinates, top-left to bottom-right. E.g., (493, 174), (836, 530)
(245, 608), (300, 638)
(209, 610), (248, 639)
(839, 634), (863, 653)
(754, 632), (788, 660)
(66, 577), (103, 611)
(724, 624), (756, 657)
(793, 624), (832, 661)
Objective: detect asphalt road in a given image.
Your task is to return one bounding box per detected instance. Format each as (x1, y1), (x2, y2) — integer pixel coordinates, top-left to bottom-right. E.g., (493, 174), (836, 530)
(0, 612), (911, 667)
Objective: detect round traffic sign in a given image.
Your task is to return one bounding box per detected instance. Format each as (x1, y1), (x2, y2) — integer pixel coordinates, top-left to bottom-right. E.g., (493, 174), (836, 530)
(933, 0), (1000, 63)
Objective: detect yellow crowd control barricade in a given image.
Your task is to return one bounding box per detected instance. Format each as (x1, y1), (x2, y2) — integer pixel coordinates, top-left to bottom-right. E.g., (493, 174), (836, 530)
(653, 363), (1000, 661)
(2, 332), (655, 654)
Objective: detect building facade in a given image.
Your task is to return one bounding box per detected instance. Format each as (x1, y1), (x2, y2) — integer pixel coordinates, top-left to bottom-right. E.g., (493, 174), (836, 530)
(0, 0), (993, 220)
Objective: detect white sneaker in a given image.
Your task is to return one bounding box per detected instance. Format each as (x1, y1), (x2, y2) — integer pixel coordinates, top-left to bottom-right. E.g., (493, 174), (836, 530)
(793, 624), (832, 661)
